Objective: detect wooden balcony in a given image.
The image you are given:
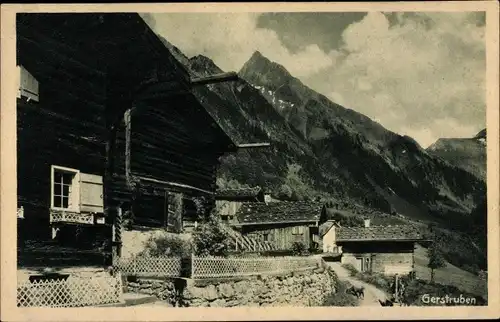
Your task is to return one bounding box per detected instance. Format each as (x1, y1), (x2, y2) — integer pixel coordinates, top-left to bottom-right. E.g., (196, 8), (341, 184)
(50, 209), (105, 225)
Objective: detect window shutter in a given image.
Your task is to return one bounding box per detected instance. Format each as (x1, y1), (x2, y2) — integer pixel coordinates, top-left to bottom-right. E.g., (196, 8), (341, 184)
(79, 173), (104, 213)
(18, 65), (39, 102)
(16, 66), (21, 98)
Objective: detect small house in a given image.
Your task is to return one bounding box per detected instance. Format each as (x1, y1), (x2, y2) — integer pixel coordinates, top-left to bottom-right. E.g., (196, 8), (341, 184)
(233, 201), (327, 250)
(215, 186), (266, 223)
(319, 220), (340, 253)
(322, 219), (424, 275)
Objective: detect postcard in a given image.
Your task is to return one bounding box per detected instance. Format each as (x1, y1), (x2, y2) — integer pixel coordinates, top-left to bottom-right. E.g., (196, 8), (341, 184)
(1, 2), (499, 321)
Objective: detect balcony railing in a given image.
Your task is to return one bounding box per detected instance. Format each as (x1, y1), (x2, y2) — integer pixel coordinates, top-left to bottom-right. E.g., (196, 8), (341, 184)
(50, 210), (104, 225)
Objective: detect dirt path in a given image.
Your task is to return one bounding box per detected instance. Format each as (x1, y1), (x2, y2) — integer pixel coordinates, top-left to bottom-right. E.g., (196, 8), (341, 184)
(327, 262), (390, 306)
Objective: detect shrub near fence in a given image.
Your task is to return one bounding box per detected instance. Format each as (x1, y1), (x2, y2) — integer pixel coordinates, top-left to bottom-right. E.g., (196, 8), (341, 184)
(17, 275), (123, 307)
(191, 256), (321, 279)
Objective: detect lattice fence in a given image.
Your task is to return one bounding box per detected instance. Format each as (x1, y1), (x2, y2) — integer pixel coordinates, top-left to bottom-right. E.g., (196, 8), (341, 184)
(113, 255), (182, 277)
(17, 275), (123, 307)
(50, 210), (94, 225)
(192, 256), (320, 278)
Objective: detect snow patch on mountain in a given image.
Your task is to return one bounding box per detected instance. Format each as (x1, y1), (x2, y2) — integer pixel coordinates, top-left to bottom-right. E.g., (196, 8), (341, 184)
(250, 84), (295, 110)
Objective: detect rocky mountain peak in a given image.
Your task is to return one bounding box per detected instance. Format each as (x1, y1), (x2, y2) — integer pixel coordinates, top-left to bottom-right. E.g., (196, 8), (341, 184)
(189, 55), (224, 76)
(239, 51), (295, 90)
(474, 128), (486, 140)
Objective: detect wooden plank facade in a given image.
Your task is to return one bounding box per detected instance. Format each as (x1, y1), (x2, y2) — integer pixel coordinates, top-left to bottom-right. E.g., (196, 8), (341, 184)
(339, 241), (415, 275)
(233, 201), (327, 250)
(325, 224), (424, 275)
(16, 13), (238, 255)
(240, 222), (321, 250)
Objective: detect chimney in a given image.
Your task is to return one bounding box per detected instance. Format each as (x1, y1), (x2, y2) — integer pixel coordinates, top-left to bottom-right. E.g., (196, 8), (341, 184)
(364, 219), (371, 228)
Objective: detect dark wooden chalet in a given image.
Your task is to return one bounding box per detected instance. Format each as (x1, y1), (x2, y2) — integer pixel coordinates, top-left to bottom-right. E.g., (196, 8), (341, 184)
(16, 13), (251, 260)
(215, 186), (266, 224)
(232, 201), (327, 250)
(322, 221), (425, 275)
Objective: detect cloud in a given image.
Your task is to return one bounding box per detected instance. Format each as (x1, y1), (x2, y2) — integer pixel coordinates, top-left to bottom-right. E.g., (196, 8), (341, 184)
(143, 13), (338, 77)
(143, 12), (485, 147)
(307, 12), (486, 146)
(402, 119), (479, 148)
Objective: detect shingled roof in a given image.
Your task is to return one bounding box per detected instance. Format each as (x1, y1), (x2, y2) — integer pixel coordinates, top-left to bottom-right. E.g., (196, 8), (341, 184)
(336, 225), (423, 242)
(215, 186), (264, 201)
(319, 220), (338, 236)
(235, 201), (325, 225)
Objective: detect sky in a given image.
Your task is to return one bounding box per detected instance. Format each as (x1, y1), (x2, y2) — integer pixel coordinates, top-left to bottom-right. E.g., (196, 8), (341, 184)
(142, 12), (486, 148)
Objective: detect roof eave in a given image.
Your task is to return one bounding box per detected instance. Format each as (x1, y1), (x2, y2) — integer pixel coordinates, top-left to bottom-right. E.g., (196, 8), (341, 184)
(234, 219), (319, 226)
(336, 238), (424, 243)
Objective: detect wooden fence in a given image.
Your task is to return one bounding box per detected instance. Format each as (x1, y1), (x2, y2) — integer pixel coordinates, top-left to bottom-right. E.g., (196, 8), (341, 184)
(112, 254), (321, 279)
(17, 274), (123, 307)
(113, 255), (182, 277)
(191, 256), (321, 279)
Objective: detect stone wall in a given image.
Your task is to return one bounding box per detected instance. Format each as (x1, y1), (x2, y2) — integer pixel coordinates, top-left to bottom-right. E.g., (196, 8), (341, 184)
(126, 266), (337, 307)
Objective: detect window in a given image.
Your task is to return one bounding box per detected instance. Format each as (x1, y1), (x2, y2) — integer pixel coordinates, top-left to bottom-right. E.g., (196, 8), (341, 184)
(262, 233), (269, 242)
(292, 226), (304, 235)
(51, 166), (80, 211)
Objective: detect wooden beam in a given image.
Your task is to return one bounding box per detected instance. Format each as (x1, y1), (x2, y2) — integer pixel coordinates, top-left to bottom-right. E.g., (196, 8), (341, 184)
(104, 125), (120, 259)
(124, 108), (132, 188)
(190, 72), (239, 86)
(236, 143), (271, 149)
(233, 220), (318, 227)
(137, 175), (214, 195)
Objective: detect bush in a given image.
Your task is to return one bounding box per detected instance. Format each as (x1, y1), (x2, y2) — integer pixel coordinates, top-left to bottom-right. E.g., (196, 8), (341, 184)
(192, 217), (231, 257)
(342, 264), (393, 293)
(354, 272), (392, 293)
(322, 280), (360, 307)
(141, 234), (192, 258)
(291, 241), (306, 256)
(342, 263), (358, 276)
(308, 242), (320, 254)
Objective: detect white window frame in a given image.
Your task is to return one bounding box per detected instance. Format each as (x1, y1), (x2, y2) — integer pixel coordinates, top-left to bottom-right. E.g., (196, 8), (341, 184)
(50, 165), (81, 212)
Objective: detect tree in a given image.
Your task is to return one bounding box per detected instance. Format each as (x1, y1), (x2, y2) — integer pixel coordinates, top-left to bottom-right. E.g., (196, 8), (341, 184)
(427, 243), (446, 282)
(278, 183), (293, 200)
(192, 214), (231, 257)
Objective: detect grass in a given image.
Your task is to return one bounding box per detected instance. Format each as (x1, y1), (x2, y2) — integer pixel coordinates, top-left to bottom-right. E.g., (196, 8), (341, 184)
(342, 264), (393, 293)
(413, 244), (487, 297)
(403, 279), (487, 306)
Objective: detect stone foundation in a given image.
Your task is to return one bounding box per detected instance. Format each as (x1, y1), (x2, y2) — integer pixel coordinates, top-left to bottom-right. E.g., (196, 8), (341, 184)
(126, 266), (337, 307)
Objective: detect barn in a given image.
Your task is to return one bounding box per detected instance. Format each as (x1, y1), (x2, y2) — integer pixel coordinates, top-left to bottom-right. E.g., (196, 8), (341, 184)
(322, 220), (424, 275)
(16, 13), (255, 263)
(214, 186), (269, 224)
(233, 201), (327, 250)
